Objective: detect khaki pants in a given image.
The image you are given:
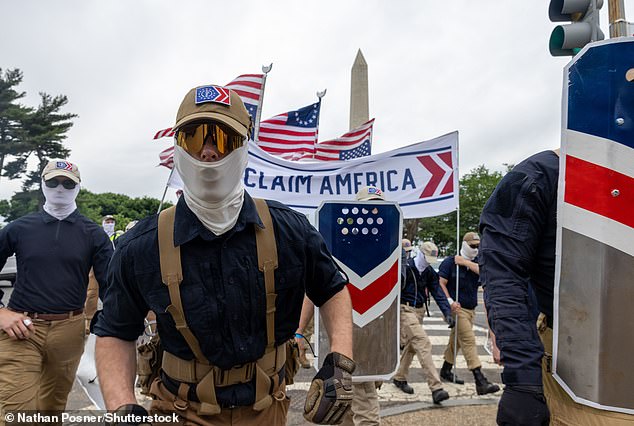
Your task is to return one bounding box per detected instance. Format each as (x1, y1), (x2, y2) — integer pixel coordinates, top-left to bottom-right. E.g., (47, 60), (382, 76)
(84, 268), (99, 334)
(149, 378), (289, 426)
(444, 308), (480, 370)
(340, 382), (380, 426)
(0, 314), (85, 423)
(393, 305), (442, 392)
(537, 314), (633, 425)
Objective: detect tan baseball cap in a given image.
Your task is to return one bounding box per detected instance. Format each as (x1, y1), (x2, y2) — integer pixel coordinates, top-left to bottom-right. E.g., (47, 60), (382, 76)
(356, 185), (385, 201)
(402, 238), (414, 252)
(463, 232), (480, 245)
(421, 241), (439, 263)
(174, 85), (251, 138)
(41, 160), (81, 183)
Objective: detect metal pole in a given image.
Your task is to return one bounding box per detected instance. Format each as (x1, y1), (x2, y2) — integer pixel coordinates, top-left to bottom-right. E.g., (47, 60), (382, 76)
(157, 168), (174, 213)
(453, 205), (460, 382)
(253, 63), (273, 142)
(608, 0), (628, 38)
(315, 89), (327, 144)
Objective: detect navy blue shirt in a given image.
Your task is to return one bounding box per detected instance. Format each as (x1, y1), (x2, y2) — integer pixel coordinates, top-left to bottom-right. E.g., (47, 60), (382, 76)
(438, 256), (480, 310)
(479, 150), (558, 387)
(0, 210), (113, 313)
(94, 194), (347, 406)
(402, 259), (451, 318)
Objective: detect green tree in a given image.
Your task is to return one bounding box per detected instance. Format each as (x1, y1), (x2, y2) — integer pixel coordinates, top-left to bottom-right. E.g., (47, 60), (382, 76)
(406, 164), (508, 255)
(0, 68), (32, 184)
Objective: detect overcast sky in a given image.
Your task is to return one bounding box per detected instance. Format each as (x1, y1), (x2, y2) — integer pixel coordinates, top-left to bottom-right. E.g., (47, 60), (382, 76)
(1, 1), (631, 204)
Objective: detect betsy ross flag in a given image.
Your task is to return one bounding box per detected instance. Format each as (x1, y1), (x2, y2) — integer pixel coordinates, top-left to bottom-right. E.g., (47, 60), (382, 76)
(314, 119), (374, 161)
(153, 74), (265, 141)
(257, 102), (321, 161)
(159, 146), (174, 169)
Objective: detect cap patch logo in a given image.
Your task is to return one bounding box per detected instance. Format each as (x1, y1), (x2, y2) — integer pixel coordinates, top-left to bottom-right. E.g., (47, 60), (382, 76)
(368, 187), (382, 196)
(56, 161), (74, 171)
(195, 85), (231, 106)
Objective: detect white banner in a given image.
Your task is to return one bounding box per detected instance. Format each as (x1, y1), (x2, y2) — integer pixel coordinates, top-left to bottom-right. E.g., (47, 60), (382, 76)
(168, 131), (459, 219)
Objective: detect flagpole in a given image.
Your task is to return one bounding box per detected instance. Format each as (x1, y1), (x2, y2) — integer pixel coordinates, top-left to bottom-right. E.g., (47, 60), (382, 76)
(253, 63), (273, 142)
(157, 167), (174, 214)
(452, 142), (461, 382)
(315, 89), (327, 142)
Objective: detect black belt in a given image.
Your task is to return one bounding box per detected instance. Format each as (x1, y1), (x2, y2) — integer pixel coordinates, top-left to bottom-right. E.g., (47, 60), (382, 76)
(402, 301), (424, 309)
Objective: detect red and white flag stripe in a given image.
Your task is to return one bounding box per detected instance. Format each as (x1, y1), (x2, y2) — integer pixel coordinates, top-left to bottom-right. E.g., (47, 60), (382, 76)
(314, 119), (374, 161)
(257, 114), (317, 161)
(158, 146), (174, 169)
(224, 74), (264, 104)
(154, 127), (175, 140)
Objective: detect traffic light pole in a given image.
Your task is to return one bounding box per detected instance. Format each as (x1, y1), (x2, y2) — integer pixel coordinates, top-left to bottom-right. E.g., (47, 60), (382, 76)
(608, 0), (628, 37)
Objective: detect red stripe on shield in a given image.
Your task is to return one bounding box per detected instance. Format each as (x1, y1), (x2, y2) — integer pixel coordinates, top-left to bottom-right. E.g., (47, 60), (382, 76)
(346, 261), (399, 315)
(565, 155), (634, 228)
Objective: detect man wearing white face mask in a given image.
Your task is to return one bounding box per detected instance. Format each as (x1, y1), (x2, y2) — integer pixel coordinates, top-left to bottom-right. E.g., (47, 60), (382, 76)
(0, 160), (113, 416)
(95, 84), (354, 425)
(437, 232), (501, 395)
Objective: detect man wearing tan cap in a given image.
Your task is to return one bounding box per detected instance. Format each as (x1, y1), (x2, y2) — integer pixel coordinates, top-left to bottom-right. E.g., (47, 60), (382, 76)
(95, 84), (354, 425)
(437, 232), (500, 395)
(392, 240), (453, 404)
(0, 160), (113, 416)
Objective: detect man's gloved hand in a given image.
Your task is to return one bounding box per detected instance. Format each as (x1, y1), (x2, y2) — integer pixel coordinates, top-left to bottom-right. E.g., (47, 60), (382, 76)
(444, 315), (456, 328)
(497, 385), (550, 426)
(304, 352), (355, 424)
(107, 404), (152, 426)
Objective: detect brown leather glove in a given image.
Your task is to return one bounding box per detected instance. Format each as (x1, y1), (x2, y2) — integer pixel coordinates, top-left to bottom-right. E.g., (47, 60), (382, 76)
(303, 352), (355, 424)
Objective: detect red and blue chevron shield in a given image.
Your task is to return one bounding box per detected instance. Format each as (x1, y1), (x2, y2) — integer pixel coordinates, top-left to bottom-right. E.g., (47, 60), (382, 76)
(553, 37), (634, 415)
(315, 200), (402, 379)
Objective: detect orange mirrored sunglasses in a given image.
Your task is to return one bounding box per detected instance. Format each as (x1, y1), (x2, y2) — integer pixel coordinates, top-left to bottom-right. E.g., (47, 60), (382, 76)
(175, 122), (245, 155)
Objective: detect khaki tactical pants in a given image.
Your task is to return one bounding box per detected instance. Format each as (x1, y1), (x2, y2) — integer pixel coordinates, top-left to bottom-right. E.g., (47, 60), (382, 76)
(84, 268), (99, 334)
(149, 378), (289, 426)
(444, 307), (481, 370)
(0, 314), (85, 423)
(537, 314), (634, 425)
(394, 305), (443, 392)
(340, 382), (380, 426)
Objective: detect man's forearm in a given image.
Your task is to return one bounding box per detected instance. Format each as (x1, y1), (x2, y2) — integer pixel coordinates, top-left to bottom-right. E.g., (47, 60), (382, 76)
(96, 336), (138, 409)
(297, 296), (315, 334)
(319, 286), (353, 359)
(439, 278), (451, 299)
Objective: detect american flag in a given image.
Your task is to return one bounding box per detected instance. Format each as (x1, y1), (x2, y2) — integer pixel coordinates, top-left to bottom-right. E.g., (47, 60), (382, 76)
(314, 119), (374, 161)
(225, 74), (265, 139)
(257, 102), (321, 161)
(153, 74), (265, 140)
(159, 146), (174, 169)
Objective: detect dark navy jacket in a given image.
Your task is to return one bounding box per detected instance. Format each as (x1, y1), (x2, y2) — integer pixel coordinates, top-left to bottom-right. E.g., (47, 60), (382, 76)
(479, 150), (558, 387)
(94, 194), (347, 406)
(402, 259), (451, 318)
(438, 256), (481, 310)
(0, 210), (113, 313)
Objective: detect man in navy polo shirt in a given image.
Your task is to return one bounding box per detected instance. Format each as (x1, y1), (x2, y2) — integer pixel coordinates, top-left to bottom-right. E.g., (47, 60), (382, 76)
(0, 159), (113, 415)
(438, 232), (500, 395)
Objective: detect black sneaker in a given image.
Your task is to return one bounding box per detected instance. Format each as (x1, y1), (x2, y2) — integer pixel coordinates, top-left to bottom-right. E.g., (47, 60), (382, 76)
(440, 369), (465, 385)
(432, 389), (450, 404)
(392, 379), (414, 394)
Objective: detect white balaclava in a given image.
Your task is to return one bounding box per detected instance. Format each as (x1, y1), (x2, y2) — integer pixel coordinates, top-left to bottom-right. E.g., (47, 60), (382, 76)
(42, 178), (80, 220)
(460, 241), (479, 260)
(414, 250), (429, 274)
(174, 143), (248, 236)
(102, 220), (115, 237)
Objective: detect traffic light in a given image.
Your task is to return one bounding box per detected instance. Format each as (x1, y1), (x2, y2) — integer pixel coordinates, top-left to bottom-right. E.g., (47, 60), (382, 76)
(549, 0), (604, 56)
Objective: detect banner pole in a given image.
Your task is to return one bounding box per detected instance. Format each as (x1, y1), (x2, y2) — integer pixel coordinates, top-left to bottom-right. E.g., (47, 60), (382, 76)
(157, 168), (174, 214)
(453, 204), (460, 382)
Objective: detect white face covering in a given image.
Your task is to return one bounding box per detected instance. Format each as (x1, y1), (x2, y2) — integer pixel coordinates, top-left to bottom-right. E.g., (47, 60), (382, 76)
(102, 222), (115, 237)
(42, 179), (80, 220)
(174, 144), (248, 235)
(414, 250), (429, 273)
(460, 241), (479, 260)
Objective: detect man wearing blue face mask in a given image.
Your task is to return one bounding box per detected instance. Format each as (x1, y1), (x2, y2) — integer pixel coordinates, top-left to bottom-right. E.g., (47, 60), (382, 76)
(0, 160), (113, 416)
(438, 232), (500, 395)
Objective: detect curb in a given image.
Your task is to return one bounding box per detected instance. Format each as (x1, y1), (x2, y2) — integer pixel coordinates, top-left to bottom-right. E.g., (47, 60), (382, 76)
(381, 397), (499, 418)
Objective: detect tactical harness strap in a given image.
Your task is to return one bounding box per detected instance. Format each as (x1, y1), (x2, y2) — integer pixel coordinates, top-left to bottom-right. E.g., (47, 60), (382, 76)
(157, 199), (282, 416)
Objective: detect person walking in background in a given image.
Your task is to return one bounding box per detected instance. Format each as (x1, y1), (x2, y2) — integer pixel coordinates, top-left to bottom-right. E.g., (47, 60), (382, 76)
(392, 239), (452, 404)
(438, 232), (500, 396)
